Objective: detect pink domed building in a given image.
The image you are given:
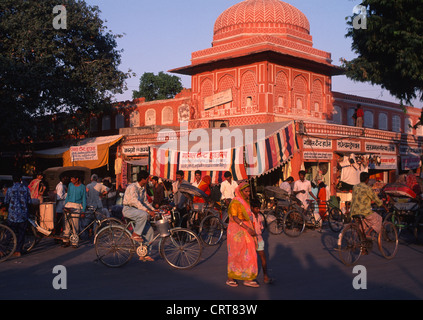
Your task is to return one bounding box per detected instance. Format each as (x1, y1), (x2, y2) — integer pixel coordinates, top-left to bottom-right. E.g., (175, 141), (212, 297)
(114, 0), (422, 203)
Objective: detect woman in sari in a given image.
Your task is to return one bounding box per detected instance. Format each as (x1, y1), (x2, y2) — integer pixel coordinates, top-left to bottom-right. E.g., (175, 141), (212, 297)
(226, 181), (259, 288)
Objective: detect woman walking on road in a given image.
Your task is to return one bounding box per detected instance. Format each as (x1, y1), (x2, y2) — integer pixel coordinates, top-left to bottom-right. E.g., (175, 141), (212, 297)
(226, 181), (259, 288)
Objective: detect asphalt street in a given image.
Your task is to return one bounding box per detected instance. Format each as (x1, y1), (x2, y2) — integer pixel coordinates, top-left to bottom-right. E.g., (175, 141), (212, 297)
(1, 225), (423, 301)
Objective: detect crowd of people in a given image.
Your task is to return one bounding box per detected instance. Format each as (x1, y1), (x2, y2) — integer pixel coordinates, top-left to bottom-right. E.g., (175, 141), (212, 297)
(1, 166), (421, 289)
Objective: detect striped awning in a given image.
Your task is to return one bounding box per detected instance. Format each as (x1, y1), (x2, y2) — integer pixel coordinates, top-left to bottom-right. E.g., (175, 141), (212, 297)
(149, 121), (295, 183)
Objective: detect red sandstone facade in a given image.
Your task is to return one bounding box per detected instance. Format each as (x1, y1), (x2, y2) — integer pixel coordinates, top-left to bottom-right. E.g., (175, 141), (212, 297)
(111, 0), (422, 195)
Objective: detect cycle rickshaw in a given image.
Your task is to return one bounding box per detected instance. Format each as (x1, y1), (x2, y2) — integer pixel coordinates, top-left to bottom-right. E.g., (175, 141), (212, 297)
(176, 183), (225, 246)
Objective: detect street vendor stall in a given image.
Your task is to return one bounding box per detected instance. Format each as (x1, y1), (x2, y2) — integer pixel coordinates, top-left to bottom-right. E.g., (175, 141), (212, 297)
(149, 121), (296, 184)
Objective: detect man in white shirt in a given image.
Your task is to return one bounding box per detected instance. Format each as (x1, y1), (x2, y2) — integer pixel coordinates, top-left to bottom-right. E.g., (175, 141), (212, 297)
(279, 176), (294, 196)
(220, 171), (238, 206)
(122, 170), (156, 253)
(293, 170), (318, 209)
(172, 170), (189, 209)
(192, 170), (202, 188)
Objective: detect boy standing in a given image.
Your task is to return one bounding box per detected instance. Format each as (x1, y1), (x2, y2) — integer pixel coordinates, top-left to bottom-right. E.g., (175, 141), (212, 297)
(250, 199), (273, 284)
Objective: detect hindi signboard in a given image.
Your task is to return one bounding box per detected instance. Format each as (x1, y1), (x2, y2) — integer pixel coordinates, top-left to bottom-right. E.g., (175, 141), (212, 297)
(70, 146), (98, 162)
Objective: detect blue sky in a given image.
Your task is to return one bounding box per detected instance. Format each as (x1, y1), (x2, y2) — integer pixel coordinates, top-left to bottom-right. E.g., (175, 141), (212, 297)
(84, 0), (407, 105)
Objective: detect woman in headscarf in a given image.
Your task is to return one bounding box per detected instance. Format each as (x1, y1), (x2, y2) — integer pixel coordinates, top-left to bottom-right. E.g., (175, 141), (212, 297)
(226, 181), (259, 288)
(193, 175), (211, 203)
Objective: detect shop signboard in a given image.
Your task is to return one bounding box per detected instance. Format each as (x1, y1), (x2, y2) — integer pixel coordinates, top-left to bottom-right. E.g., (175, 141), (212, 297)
(368, 155), (397, 170)
(336, 140), (361, 152)
(122, 145), (149, 156)
(70, 146), (98, 162)
(303, 151), (333, 160)
(303, 138), (332, 150)
(365, 142), (396, 154)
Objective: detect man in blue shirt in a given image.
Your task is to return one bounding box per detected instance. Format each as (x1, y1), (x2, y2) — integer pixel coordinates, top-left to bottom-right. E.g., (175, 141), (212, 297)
(4, 175), (31, 256)
(63, 174), (86, 247)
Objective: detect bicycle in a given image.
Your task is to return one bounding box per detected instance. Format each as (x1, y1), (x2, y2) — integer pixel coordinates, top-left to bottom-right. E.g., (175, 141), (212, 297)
(337, 214), (398, 266)
(59, 206), (123, 247)
(177, 184), (225, 247)
(266, 196), (305, 237)
(0, 223), (17, 262)
(383, 199), (423, 242)
(94, 213), (202, 269)
(322, 200), (347, 232)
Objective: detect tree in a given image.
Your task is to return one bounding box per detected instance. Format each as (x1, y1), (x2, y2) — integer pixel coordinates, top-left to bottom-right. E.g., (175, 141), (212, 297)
(133, 72), (183, 102)
(0, 0), (132, 143)
(342, 0), (423, 127)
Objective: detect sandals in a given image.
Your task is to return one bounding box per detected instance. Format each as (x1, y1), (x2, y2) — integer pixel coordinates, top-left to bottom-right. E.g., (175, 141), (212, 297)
(131, 234), (144, 243)
(244, 280), (260, 288)
(139, 256), (154, 262)
(226, 280), (238, 287)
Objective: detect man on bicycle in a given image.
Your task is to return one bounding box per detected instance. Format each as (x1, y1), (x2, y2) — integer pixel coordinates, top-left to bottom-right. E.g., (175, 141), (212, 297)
(350, 172), (383, 237)
(122, 170), (156, 252)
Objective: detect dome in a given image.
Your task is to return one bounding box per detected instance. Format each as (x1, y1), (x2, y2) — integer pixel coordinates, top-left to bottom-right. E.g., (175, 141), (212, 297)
(213, 0), (311, 45)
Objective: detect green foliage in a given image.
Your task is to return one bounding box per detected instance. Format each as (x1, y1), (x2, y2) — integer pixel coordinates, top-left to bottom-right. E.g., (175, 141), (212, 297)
(342, 0), (423, 126)
(0, 0), (131, 143)
(132, 72), (183, 102)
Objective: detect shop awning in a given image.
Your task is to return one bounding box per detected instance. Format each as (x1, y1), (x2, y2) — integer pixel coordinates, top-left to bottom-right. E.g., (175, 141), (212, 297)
(35, 135), (123, 169)
(149, 121), (295, 183)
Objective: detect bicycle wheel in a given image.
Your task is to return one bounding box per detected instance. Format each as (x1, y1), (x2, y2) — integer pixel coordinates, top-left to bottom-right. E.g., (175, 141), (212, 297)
(283, 210), (305, 237)
(199, 215), (224, 246)
(94, 225), (134, 268)
(22, 224), (39, 253)
(337, 224), (362, 266)
(384, 212), (403, 235)
(0, 224), (17, 262)
(94, 217), (124, 235)
(378, 221), (398, 260)
(160, 228), (202, 270)
(328, 207), (344, 232)
(268, 217), (284, 235)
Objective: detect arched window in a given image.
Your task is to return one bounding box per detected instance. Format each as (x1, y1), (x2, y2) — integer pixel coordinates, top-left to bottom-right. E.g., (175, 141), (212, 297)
(363, 110), (373, 128)
(145, 109), (156, 126)
(378, 113), (387, 130)
(129, 110), (140, 128)
(404, 118), (413, 134)
(392, 115), (401, 132)
(102, 115), (111, 131)
(162, 107), (173, 125)
(333, 106), (342, 124)
(347, 108), (355, 126)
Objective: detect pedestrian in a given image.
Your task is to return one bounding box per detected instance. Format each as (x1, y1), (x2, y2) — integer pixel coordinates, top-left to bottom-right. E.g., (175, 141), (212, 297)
(62, 174), (86, 247)
(55, 174), (68, 235)
(151, 176), (165, 209)
(250, 199), (273, 284)
(279, 176), (294, 196)
(226, 181), (259, 288)
(193, 175), (211, 203)
(317, 181), (327, 219)
(220, 171), (238, 206)
(293, 170), (318, 209)
(4, 175), (31, 257)
(122, 170), (156, 261)
(28, 172), (46, 205)
(86, 174), (110, 218)
(192, 170), (202, 187)
(172, 170), (189, 210)
(355, 104), (364, 127)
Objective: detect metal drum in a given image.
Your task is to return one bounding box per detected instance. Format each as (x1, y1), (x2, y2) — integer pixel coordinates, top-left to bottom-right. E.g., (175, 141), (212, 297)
(155, 217), (170, 237)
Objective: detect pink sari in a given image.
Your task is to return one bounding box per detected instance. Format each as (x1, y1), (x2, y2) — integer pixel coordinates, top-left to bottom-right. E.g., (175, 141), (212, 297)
(227, 185), (258, 281)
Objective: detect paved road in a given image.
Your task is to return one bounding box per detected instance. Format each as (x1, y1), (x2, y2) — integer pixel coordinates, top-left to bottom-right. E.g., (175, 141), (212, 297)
(1, 226), (423, 301)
